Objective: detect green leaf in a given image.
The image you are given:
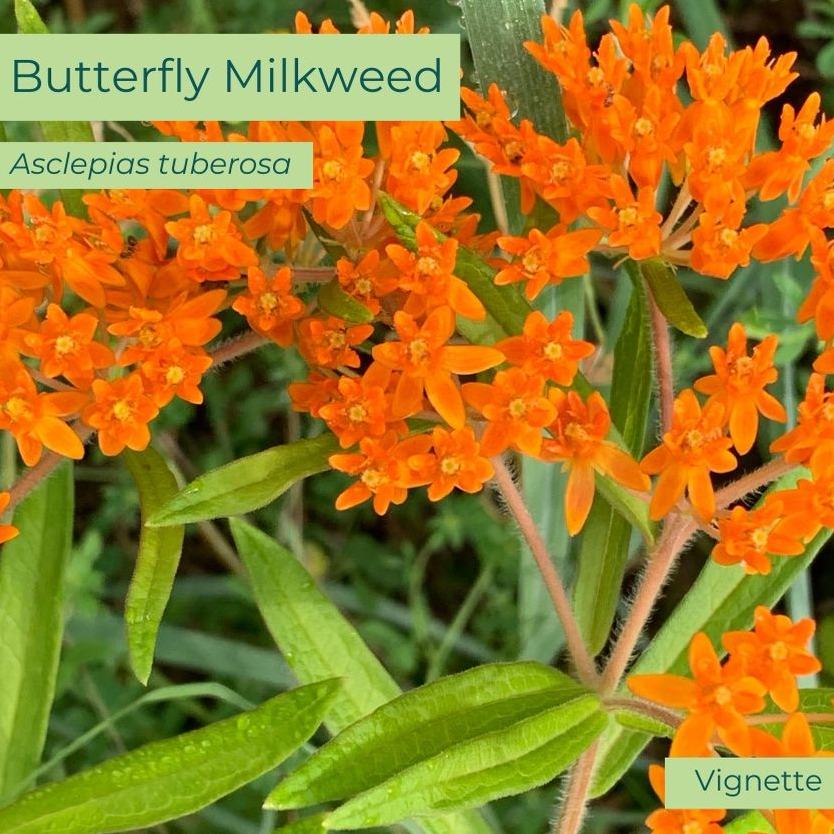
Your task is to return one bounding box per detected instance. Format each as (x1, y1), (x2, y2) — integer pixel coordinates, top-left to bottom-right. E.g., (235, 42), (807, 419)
(758, 689), (834, 751)
(230, 520), (495, 834)
(324, 697), (607, 829)
(15, 0), (95, 217)
(459, 0), (567, 142)
(574, 270), (653, 654)
(724, 812), (775, 834)
(0, 681), (339, 834)
(378, 193), (532, 337)
(591, 470), (831, 798)
(121, 448), (185, 686)
(641, 259), (707, 338)
(148, 435), (339, 527)
(268, 661), (588, 809)
(316, 279), (374, 324)
(594, 474), (654, 544)
(0, 464), (74, 805)
(611, 707), (674, 739)
(272, 814), (328, 834)
(303, 209), (349, 263)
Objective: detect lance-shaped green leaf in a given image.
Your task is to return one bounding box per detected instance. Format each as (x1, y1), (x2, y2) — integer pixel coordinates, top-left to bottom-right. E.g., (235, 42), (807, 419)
(641, 259), (707, 338)
(15, 0), (94, 218)
(325, 697), (607, 830)
(0, 464), (73, 805)
(591, 469), (831, 798)
(121, 448), (185, 686)
(269, 661), (588, 809)
(272, 814), (329, 834)
(317, 279), (374, 324)
(230, 519), (494, 834)
(379, 193), (532, 336)
(611, 706), (674, 739)
(725, 813), (775, 834)
(574, 269), (653, 654)
(148, 435), (339, 527)
(0, 681), (339, 834)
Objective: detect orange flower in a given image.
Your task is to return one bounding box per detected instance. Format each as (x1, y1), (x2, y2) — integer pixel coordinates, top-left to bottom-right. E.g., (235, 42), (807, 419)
(745, 93), (834, 202)
(336, 250), (397, 314)
(586, 176), (662, 260)
(770, 373), (834, 464)
(288, 372), (339, 419)
(385, 122), (459, 215)
(165, 194), (257, 281)
(495, 226), (602, 300)
(298, 317), (373, 370)
(771, 444), (834, 542)
(386, 221), (485, 320)
(372, 307), (504, 429)
(539, 390), (649, 535)
(311, 123), (374, 229)
(82, 374), (159, 456)
(645, 765), (725, 834)
(232, 266), (306, 347)
(140, 340), (213, 407)
(799, 232), (834, 340)
(24, 304), (114, 390)
(690, 206), (768, 280)
(329, 430), (429, 515)
(641, 390), (736, 522)
(629, 631), (767, 757)
(0, 360), (87, 465)
(462, 369), (555, 458)
(712, 502), (804, 576)
(0, 492), (20, 545)
(496, 310), (593, 385)
(723, 607), (821, 712)
(0, 287), (35, 360)
(318, 362), (402, 449)
(407, 426), (494, 501)
(694, 323), (786, 455)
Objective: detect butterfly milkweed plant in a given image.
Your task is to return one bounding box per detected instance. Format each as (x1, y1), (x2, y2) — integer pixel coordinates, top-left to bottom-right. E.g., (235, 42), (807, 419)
(3, 0), (834, 833)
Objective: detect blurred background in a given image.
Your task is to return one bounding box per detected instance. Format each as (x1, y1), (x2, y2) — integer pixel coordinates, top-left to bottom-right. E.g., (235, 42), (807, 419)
(2, 0), (833, 832)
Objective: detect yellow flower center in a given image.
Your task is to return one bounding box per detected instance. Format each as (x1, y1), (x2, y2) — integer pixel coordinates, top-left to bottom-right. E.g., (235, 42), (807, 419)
(797, 123), (816, 141)
(704, 62), (722, 78)
(476, 110), (492, 129)
(416, 256), (441, 277)
(683, 429), (705, 451)
(683, 823), (704, 834)
(750, 527), (769, 550)
(429, 195), (444, 212)
(409, 151), (431, 172)
(587, 67), (605, 87)
(440, 455), (461, 476)
(508, 398), (527, 419)
(112, 400), (133, 422)
(326, 331), (347, 350)
(5, 397), (32, 421)
(355, 277), (373, 296)
(361, 468), (387, 490)
(823, 191), (834, 211)
(165, 366), (185, 385)
(33, 224), (57, 245)
(769, 641), (789, 662)
(504, 141), (524, 164)
(550, 160), (572, 182)
(565, 422), (590, 444)
(193, 223), (217, 245)
(348, 404), (368, 423)
(407, 338), (430, 364)
(719, 228), (739, 248)
(619, 206), (640, 228)
(543, 341), (563, 361)
(707, 147), (726, 171)
(522, 251), (543, 275)
(54, 335), (77, 355)
(138, 326), (160, 348)
(634, 117), (654, 137)
(713, 685), (733, 706)
(258, 292), (279, 313)
(322, 160), (344, 181)
(732, 355), (755, 380)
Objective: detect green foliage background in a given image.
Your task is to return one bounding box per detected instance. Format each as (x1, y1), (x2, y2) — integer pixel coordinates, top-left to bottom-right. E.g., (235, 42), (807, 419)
(2, 0), (834, 832)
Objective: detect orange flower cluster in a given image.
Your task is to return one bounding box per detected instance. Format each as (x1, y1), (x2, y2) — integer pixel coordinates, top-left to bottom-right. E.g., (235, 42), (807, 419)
(629, 608), (831, 834)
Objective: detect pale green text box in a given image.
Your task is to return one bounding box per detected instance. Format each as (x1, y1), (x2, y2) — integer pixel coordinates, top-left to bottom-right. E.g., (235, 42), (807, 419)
(0, 34), (460, 121)
(665, 758), (834, 810)
(0, 142), (313, 188)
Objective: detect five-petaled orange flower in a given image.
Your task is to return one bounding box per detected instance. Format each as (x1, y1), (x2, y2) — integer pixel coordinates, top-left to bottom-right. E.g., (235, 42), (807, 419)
(641, 389), (737, 522)
(539, 389), (649, 535)
(629, 631), (767, 757)
(723, 607), (821, 713)
(82, 374), (159, 457)
(0, 492), (19, 545)
(694, 323), (786, 455)
(372, 307), (504, 429)
(232, 266), (306, 347)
